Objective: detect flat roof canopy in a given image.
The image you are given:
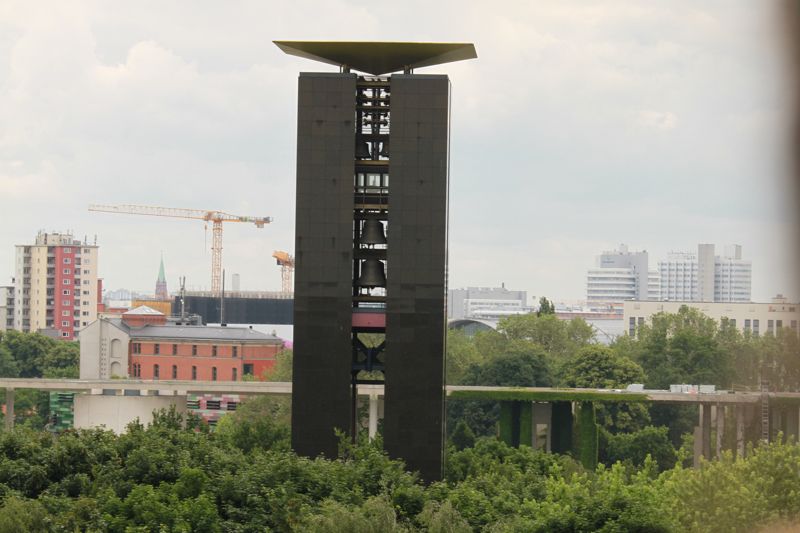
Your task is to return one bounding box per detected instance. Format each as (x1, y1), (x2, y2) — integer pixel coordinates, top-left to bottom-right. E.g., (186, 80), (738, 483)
(274, 41), (477, 75)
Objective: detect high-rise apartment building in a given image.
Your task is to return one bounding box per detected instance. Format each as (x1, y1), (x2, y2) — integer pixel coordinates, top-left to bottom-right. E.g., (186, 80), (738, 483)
(659, 244), (751, 302)
(586, 244), (660, 304)
(13, 232), (100, 340)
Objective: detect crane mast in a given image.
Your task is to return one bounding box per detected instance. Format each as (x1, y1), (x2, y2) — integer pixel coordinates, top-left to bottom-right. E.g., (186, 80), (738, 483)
(89, 204), (272, 295)
(272, 251), (295, 294)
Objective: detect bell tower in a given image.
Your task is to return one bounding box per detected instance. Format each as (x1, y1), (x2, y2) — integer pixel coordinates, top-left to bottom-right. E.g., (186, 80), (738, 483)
(277, 41), (476, 481)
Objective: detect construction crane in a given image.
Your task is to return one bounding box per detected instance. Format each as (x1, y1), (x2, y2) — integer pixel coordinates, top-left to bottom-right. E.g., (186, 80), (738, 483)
(272, 250), (294, 294)
(89, 204), (272, 295)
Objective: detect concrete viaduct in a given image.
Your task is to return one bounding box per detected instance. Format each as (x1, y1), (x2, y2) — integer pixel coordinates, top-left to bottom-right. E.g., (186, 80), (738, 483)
(2, 378), (798, 468)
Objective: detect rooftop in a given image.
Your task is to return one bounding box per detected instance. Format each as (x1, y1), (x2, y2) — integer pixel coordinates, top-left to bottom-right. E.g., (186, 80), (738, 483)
(108, 319), (282, 343)
(274, 41), (477, 75)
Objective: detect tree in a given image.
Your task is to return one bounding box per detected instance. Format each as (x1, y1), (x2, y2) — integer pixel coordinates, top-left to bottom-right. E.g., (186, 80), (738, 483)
(635, 306), (733, 389)
(537, 296), (555, 316)
(446, 330), (481, 385)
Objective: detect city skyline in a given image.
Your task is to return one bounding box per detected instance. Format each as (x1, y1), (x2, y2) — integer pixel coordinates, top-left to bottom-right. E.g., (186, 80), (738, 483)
(0, 2), (797, 302)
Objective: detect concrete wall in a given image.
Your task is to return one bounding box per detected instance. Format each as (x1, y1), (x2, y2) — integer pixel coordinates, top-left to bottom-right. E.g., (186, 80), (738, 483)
(79, 319), (130, 379)
(74, 393), (187, 433)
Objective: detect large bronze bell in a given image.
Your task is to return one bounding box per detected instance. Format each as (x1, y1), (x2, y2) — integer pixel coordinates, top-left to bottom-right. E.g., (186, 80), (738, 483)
(356, 259), (386, 288)
(355, 141), (371, 159)
(378, 140), (389, 158)
(359, 219), (386, 245)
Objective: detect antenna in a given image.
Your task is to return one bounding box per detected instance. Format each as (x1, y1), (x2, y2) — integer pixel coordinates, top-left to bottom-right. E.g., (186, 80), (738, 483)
(179, 276), (186, 321)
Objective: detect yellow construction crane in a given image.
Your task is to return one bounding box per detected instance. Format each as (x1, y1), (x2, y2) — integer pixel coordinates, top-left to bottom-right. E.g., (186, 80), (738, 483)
(272, 250), (294, 294)
(89, 204), (272, 295)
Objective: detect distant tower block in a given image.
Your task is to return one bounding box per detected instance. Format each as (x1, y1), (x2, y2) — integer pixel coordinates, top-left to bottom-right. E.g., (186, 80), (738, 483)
(155, 255), (169, 301)
(232, 273), (241, 292)
(276, 41), (476, 481)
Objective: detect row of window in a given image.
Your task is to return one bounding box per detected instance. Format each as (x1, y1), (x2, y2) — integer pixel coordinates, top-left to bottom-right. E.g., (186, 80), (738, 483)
(131, 343), (239, 357)
(60, 279), (92, 285)
(131, 363), (243, 381)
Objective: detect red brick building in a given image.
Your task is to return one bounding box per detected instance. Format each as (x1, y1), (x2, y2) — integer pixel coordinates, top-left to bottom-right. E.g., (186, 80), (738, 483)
(79, 306), (284, 381)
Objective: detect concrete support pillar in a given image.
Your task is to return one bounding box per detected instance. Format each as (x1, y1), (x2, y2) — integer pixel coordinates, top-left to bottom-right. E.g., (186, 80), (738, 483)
(368, 393), (379, 440)
(573, 402), (598, 470)
(736, 405), (745, 459)
(551, 401), (574, 454)
(702, 403), (712, 460)
(693, 425), (703, 468)
(791, 406), (800, 444)
(715, 403), (725, 459)
(498, 401), (531, 447)
(4, 389), (13, 431)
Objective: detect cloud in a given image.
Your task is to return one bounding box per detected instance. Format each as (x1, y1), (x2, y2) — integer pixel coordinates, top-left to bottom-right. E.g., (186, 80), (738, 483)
(637, 110), (678, 130)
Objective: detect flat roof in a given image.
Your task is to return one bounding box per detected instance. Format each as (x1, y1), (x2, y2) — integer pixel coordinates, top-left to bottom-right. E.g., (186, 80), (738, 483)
(274, 41), (477, 75)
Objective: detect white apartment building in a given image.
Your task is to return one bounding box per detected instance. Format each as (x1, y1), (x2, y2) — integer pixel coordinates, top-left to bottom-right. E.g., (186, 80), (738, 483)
(586, 244), (660, 305)
(0, 284), (13, 331)
(448, 286), (529, 321)
(659, 244), (751, 303)
(13, 232), (100, 340)
(623, 296), (799, 338)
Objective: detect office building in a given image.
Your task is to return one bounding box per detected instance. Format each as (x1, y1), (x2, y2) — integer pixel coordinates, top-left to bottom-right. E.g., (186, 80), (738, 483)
(624, 295), (799, 338)
(659, 244), (751, 302)
(586, 244), (660, 305)
(448, 287), (529, 321)
(13, 232), (100, 340)
(0, 284), (13, 331)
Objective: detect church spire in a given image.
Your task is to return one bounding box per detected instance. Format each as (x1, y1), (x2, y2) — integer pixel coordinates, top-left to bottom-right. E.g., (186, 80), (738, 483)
(155, 254), (169, 300)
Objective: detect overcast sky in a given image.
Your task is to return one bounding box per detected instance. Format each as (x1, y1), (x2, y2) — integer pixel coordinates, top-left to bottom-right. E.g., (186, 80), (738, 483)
(1, 1), (796, 303)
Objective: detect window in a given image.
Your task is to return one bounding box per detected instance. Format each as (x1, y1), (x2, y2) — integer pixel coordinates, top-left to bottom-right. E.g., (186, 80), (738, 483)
(132, 343), (141, 354)
(63, 258), (71, 264)
(83, 248), (90, 254)
(83, 269), (90, 275)
(62, 310), (70, 317)
(153, 364), (159, 379)
(61, 320), (69, 327)
(133, 363), (141, 377)
(730, 319), (736, 329)
(243, 364), (254, 376)
(753, 319), (760, 336)
(83, 280), (90, 285)
(232, 346), (238, 358)
(83, 300), (89, 305)
(63, 268), (71, 274)
(172, 344), (178, 355)
(63, 279), (70, 285)
(63, 300), (71, 306)
(154, 344), (160, 355)
(62, 289), (70, 295)
(212, 345), (217, 357)
(768, 320), (774, 335)
(61, 332), (69, 338)
(628, 317), (635, 337)
(232, 368), (237, 381)
(82, 291), (89, 296)
(212, 367), (217, 381)
(192, 345), (197, 356)
(82, 311), (89, 316)
(777, 320), (783, 330)
(745, 319), (751, 332)
(191, 366), (197, 380)
(63, 247), (72, 254)
(172, 365), (178, 379)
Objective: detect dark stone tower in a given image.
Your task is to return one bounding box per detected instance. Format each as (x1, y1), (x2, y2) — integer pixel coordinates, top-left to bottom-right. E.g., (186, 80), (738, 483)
(276, 41), (476, 481)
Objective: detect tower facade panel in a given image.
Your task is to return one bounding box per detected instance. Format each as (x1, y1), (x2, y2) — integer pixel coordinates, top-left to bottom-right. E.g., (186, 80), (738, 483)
(384, 74), (450, 481)
(291, 72), (358, 459)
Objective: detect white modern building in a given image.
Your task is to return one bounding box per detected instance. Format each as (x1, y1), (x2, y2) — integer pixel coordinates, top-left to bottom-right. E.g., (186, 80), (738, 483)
(448, 286), (529, 321)
(623, 295), (799, 338)
(659, 244), (751, 303)
(586, 244), (660, 305)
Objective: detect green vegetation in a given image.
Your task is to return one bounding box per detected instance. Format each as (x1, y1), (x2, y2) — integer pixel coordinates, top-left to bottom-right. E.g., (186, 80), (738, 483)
(0, 411), (796, 531)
